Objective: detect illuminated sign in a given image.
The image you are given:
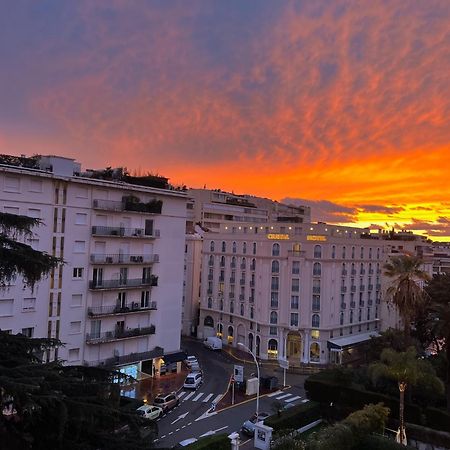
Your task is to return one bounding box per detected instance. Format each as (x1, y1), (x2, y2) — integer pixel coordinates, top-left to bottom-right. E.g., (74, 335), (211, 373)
(267, 233), (290, 240)
(307, 235), (327, 241)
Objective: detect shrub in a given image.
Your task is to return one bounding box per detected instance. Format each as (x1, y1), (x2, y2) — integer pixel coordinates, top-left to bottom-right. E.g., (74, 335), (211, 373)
(343, 403), (390, 438)
(359, 434), (416, 450)
(265, 401), (321, 431)
(424, 407), (450, 432)
(306, 423), (354, 450)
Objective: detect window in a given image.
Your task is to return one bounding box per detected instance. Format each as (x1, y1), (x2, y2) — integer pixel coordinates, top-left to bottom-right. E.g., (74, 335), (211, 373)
(272, 243), (280, 256)
(240, 304), (244, 315)
(377, 248), (380, 259)
(291, 278), (300, 292)
(73, 267), (83, 278)
(312, 295), (320, 311)
(360, 247), (364, 259)
(141, 290), (150, 307)
(313, 245), (322, 258)
(231, 256), (236, 268)
(243, 242), (247, 254)
(253, 242), (257, 254)
(75, 213), (88, 225)
(22, 297), (36, 312)
(70, 321), (82, 334)
(271, 276), (279, 291)
(331, 245), (336, 259)
(68, 348), (80, 362)
(21, 327), (34, 338)
(232, 241), (237, 253)
(29, 179), (43, 192)
(220, 256), (225, 267)
(310, 342), (320, 362)
(312, 279), (320, 294)
(4, 175), (20, 192)
(210, 241), (215, 252)
(313, 262), (321, 276)
(292, 261), (300, 274)
(268, 339), (278, 358)
(342, 246), (346, 259)
(369, 248), (372, 259)
(270, 292), (279, 308)
(73, 241), (86, 253)
(271, 260), (279, 273)
(291, 295), (299, 309)
(311, 314), (320, 328)
(221, 241), (226, 252)
(207, 297), (212, 309)
(208, 255), (214, 266)
(270, 311), (278, 324)
(0, 298), (14, 316)
(250, 306), (254, 319)
(290, 313), (299, 327)
(269, 326), (277, 335)
(340, 312), (344, 325)
(71, 294), (82, 307)
(351, 246), (355, 259)
(27, 208), (41, 219)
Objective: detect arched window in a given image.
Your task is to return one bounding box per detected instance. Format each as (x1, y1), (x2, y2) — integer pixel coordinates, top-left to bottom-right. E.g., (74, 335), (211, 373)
(272, 243), (280, 257)
(376, 247), (380, 259)
(351, 263), (355, 275)
(240, 303), (244, 316)
(210, 241), (215, 252)
(253, 242), (257, 255)
(243, 242), (247, 254)
(208, 255), (214, 266)
(228, 326), (234, 337)
(310, 342), (320, 362)
(360, 246), (364, 259)
(314, 245), (322, 258)
(313, 262), (321, 276)
(271, 260), (280, 273)
(360, 263), (364, 275)
(350, 310), (354, 323)
(204, 316), (214, 327)
(268, 339), (278, 359)
(231, 256), (236, 268)
(217, 323), (223, 335)
(369, 247), (372, 259)
(232, 241), (237, 253)
(351, 246), (355, 259)
(220, 255), (225, 267)
(270, 311), (278, 324)
(340, 312), (344, 325)
(219, 299), (223, 310)
(342, 246), (346, 259)
(241, 257), (246, 270)
(251, 258), (256, 271)
(250, 306), (254, 319)
(342, 262), (347, 275)
(331, 245), (336, 259)
(311, 314), (320, 328)
(369, 262), (372, 274)
(248, 333), (254, 352)
(207, 297), (212, 309)
(230, 302), (234, 313)
(221, 241), (226, 252)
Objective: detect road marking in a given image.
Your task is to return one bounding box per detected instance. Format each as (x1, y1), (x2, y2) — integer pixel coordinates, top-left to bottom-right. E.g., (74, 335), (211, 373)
(183, 391), (196, 401)
(178, 391), (187, 398)
(285, 395), (302, 403)
(192, 392), (204, 402)
(267, 390), (283, 397)
(202, 393), (214, 403)
(160, 435), (166, 439)
(301, 399), (310, 403)
(168, 431), (173, 435)
(199, 425), (228, 437)
(171, 412), (189, 425)
(182, 425), (186, 429)
(212, 394), (222, 404)
(195, 410), (218, 421)
(275, 393), (292, 400)
(188, 422), (192, 426)
(176, 428), (180, 432)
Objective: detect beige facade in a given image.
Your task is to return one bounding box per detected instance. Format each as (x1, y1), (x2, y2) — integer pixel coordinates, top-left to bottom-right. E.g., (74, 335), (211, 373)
(198, 222), (421, 364)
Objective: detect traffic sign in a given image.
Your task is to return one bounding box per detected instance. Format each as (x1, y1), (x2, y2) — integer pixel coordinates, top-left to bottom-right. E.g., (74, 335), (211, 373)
(234, 364), (244, 383)
(278, 358), (289, 370)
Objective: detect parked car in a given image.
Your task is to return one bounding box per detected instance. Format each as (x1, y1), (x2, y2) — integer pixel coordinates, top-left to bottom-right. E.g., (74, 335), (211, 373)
(203, 336), (222, 350)
(190, 361), (201, 372)
(183, 372), (203, 389)
(153, 392), (179, 412)
(136, 404), (163, 420)
(185, 356), (198, 368)
(241, 412), (270, 436)
(172, 437), (198, 448)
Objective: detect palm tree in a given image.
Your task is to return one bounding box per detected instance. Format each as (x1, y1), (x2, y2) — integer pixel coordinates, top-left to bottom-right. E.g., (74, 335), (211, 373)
(369, 347), (444, 446)
(383, 254), (430, 337)
(425, 273), (450, 410)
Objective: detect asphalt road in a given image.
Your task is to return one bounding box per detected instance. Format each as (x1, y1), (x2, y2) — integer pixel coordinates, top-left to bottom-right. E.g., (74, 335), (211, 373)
(153, 338), (307, 449)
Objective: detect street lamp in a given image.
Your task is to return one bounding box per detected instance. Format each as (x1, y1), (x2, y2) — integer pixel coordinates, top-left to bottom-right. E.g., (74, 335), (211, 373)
(238, 342), (260, 417)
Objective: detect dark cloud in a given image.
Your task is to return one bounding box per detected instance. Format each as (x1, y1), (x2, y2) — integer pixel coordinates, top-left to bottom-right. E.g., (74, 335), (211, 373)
(356, 204), (405, 214)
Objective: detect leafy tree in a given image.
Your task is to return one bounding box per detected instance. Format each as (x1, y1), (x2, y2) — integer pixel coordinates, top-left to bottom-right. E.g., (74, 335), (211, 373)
(0, 331), (155, 450)
(425, 273), (450, 410)
(384, 255), (430, 337)
(342, 403), (390, 440)
(367, 328), (422, 361)
(369, 347), (444, 445)
(307, 423), (354, 450)
(272, 433), (306, 450)
(0, 212), (60, 289)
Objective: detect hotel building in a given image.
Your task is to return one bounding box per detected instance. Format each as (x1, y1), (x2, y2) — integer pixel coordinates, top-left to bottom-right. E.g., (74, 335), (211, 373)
(0, 154), (187, 377)
(197, 222), (424, 365)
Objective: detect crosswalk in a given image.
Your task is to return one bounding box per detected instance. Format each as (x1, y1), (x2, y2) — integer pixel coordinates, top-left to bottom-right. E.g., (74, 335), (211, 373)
(178, 390), (222, 404)
(267, 390), (303, 405)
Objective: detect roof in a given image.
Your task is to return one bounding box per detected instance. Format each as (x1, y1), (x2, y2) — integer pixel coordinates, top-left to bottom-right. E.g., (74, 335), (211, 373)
(163, 351), (187, 364)
(327, 331), (380, 350)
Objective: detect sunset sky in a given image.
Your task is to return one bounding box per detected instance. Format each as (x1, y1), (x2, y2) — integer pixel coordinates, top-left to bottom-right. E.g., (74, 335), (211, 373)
(1, 1), (449, 240)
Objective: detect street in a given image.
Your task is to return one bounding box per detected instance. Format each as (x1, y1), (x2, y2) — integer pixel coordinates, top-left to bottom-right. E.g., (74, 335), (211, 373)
(153, 338), (307, 448)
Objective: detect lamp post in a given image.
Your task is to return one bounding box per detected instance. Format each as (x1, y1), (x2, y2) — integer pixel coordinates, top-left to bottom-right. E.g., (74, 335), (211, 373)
(238, 342), (260, 417)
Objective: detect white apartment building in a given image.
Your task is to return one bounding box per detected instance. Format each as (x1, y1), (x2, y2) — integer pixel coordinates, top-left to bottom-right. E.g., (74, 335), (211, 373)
(197, 222), (422, 365)
(0, 154), (187, 378)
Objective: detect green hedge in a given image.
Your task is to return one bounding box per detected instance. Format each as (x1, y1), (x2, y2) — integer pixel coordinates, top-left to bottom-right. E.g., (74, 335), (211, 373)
(358, 434), (416, 450)
(305, 378), (422, 424)
(265, 401), (321, 431)
(424, 407), (450, 432)
(187, 433), (230, 449)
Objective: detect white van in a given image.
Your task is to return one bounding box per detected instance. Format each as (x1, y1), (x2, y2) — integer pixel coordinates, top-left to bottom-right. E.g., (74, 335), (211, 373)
(204, 336), (222, 350)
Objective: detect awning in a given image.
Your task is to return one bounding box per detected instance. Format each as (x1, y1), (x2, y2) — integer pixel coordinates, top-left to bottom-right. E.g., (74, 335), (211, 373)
(163, 351), (187, 364)
(327, 331), (380, 350)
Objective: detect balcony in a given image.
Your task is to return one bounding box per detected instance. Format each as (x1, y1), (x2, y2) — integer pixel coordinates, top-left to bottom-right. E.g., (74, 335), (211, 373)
(351, 270), (357, 275)
(229, 278), (236, 284)
(376, 284), (381, 290)
(90, 253), (159, 265)
(207, 288), (213, 295)
(240, 279), (246, 286)
(369, 269), (374, 275)
(84, 346), (164, 368)
(368, 284), (374, 291)
(341, 270), (348, 276)
(359, 301), (365, 307)
(89, 276), (158, 290)
(91, 226), (160, 239)
(312, 287), (321, 294)
(350, 301), (356, 309)
(239, 294), (245, 301)
(86, 325), (156, 344)
(250, 264), (256, 271)
(368, 299), (373, 306)
(249, 296), (254, 303)
(351, 286), (356, 293)
(250, 281), (255, 287)
(88, 301), (157, 317)
(230, 262), (236, 269)
(341, 286), (347, 293)
(360, 269), (366, 275)
(219, 276), (225, 282)
(288, 250), (306, 257)
(208, 274), (213, 281)
(229, 292), (235, 299)
(93, 198), (162, 214)
(240, 264), (246, 270)
(340, 303), (346, 310)
(360, 285), (365, 291)
(312, 304), (321, 312)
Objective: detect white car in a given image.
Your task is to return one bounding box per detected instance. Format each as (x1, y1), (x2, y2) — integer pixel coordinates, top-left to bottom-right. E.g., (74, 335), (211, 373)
(136, 404), (163, 420)
(190, 362), (201, 372)
(183, 372), (203, 389)
(185, 356), (198, 368)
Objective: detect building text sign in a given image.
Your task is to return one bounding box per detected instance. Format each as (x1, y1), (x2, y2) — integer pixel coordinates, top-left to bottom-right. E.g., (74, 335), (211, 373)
(307, 235), (327, 241)
(267, 233), (290, 240)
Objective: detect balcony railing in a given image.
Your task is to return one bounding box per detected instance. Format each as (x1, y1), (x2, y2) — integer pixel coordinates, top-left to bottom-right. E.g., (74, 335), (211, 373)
(288, 250), (306, 257)
(239, 294), (245, 301)
(351, 269), (357, 275)
(376, 284), (381, 290)
(340, 303), (346, 310)
(86, 325), (156, 344)
(250, 281), (255, 287)
(250, 264), (256, 271)
(240, 264), (246, 270)
(341, 286), (347, 293)
(350, 301), (356, 308)
(229, 292), (235, 299)
(93, 198), (162, 214)
(208, 274), (213, 281)
(91, 226), (160, 239)
(230, 278), (236, 284)
(89, 276), (158, 290)
(88, 301), (157, 317)
(312, 287), (321, 294)
(84, 346), (164, 368)
(341, 270), (348, 276)
(240, 279), (246, 286)
(90, 253), (159, 265)
(249, 296), (254, 303)
(360, 285), (365, 291)
(368, 284), (374, 291)
(351, 286), (356, 292)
